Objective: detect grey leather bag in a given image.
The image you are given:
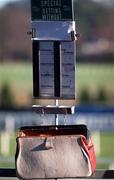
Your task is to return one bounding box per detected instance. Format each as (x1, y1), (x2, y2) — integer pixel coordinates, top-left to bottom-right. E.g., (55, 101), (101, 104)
(15, 125), (96, 179)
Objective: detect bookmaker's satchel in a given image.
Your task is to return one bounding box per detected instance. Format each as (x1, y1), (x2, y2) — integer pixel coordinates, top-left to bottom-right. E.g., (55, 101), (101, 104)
(15, 125), (96, 179)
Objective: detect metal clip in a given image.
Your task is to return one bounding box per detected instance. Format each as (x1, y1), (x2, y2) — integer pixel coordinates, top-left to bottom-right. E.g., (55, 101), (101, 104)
(27, 28), (36, 38)
(64, 108), (68, 125)
(71, 31), (80, 41)
(45, 137), (54, 150)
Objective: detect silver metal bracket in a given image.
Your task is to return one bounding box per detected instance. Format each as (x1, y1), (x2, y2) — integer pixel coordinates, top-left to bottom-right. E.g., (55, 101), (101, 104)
(32, 105), (75, 115)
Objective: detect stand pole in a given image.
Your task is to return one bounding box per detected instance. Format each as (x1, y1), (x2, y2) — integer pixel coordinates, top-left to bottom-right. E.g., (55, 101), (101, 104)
(55, 99), (59, 126)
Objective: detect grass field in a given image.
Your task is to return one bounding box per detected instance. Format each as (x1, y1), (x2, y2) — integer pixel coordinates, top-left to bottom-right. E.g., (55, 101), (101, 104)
(100, 132), (114, 158)
(77, 63), (114, 91)
(0, 63), (114, 91)
(0, 63), (33, 106)
(0, 63), (32, 91)
(0, 62), (114, 105)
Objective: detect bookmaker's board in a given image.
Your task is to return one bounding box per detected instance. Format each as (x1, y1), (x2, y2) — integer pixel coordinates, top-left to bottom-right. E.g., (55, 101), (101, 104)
(31, 0), (73, 21)
(31, 0), (76, 100)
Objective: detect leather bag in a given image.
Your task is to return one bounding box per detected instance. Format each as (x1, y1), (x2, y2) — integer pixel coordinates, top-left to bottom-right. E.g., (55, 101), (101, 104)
(15, 125), (96, 179)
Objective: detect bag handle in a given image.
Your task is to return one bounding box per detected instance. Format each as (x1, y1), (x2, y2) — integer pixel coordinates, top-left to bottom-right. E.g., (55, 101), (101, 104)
(44, 137), (54, 150)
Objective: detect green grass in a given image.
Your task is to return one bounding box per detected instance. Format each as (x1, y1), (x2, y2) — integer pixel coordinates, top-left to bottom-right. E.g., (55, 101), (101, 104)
(0, 133), (16, 157)
(96, 132), (114, 169)
(0, 133), (16, 168)
(0, 161), (15, 168)
(0, 62), (33, 105)
(77, 63), (114, 92)
(0, 62), (114, 105)
(0, 62), (114, 94)
(100, 132), (114, 158)
(0, 62), (32, 92)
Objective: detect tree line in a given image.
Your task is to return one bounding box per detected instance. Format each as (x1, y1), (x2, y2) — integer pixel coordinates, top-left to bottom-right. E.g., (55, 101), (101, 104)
(0, 0), (114, 62)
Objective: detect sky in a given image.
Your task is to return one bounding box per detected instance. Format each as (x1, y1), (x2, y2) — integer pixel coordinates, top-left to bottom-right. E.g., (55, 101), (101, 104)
(0, 0), (20, 7)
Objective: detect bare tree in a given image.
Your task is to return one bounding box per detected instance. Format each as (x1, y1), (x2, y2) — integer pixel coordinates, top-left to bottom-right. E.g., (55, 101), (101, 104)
(0, 8), (10, 61)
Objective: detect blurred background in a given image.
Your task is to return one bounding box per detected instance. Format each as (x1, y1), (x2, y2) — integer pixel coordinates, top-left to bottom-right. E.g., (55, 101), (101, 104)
(0, 0), (114, 172)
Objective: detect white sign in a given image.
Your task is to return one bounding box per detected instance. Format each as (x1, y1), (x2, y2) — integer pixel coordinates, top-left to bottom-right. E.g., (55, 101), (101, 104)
(36, 41), (76, 99)
(61, 42), (76, 98)
(39, 42), (54, 97)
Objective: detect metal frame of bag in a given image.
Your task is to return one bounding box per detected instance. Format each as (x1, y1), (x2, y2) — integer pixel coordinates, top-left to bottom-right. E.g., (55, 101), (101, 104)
(15, 125), (96, 179)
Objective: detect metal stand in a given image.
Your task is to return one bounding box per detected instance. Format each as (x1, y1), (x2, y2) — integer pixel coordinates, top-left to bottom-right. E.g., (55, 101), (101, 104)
(55, 99), (59, 127)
